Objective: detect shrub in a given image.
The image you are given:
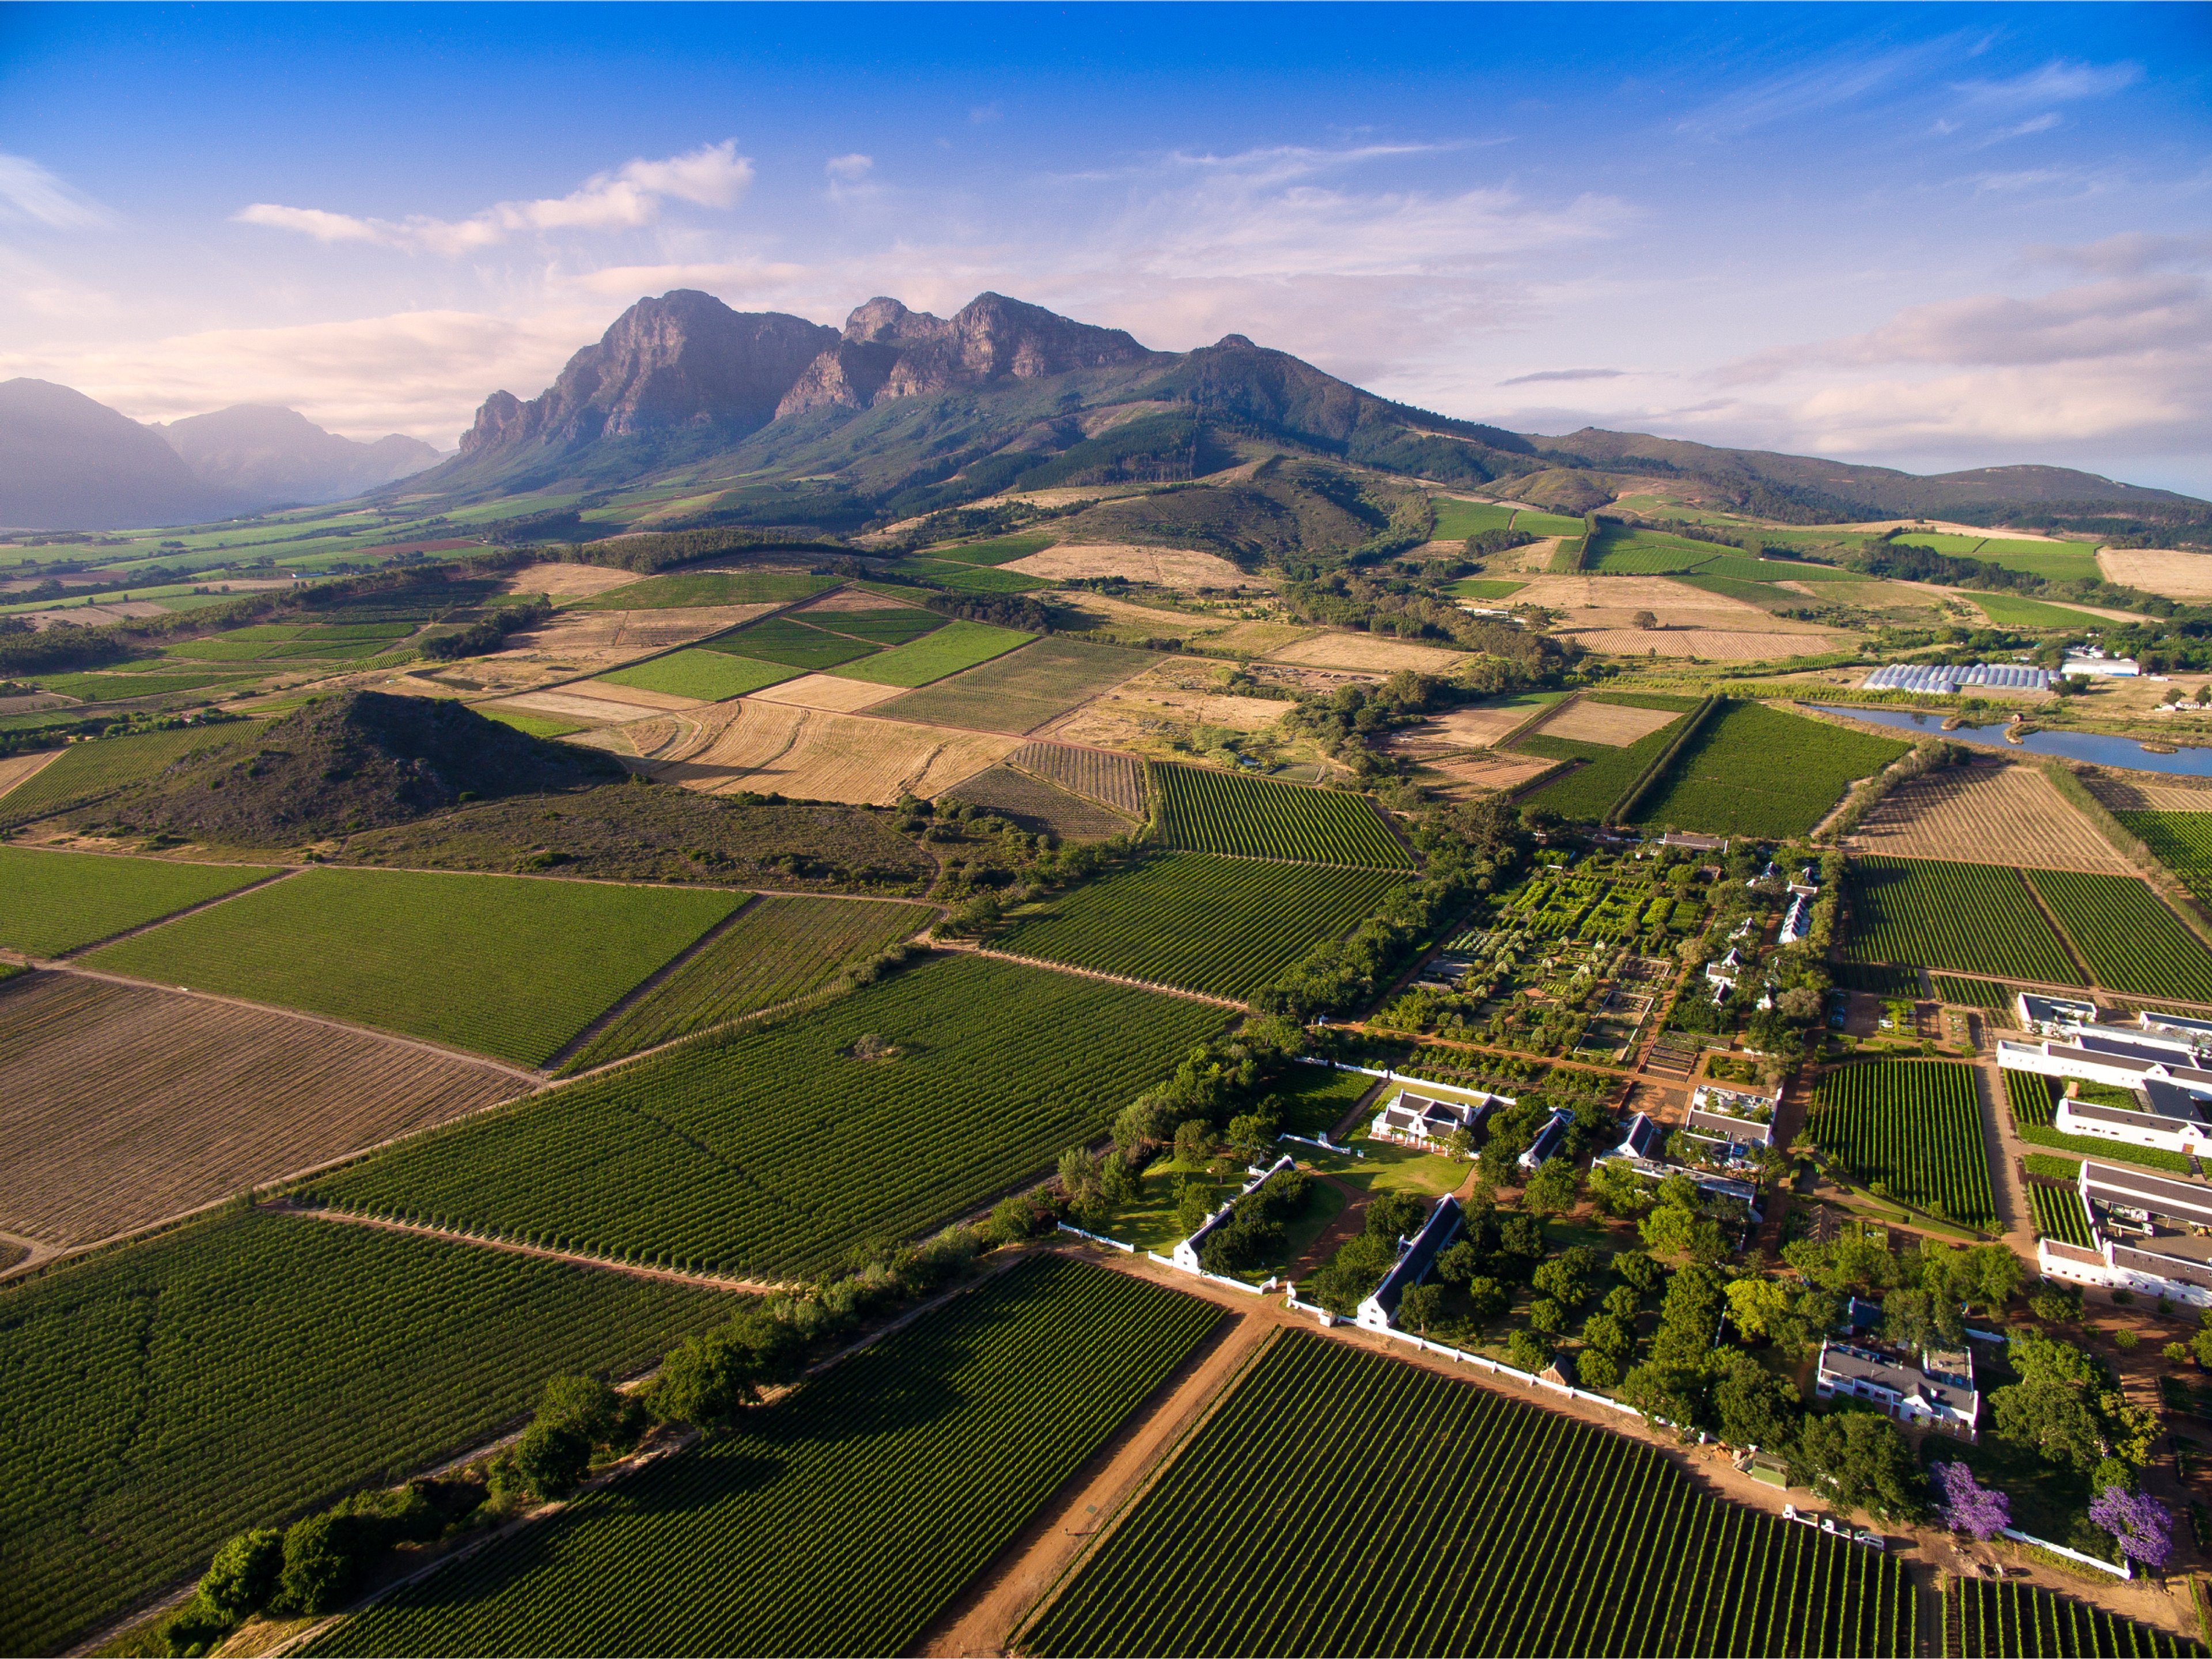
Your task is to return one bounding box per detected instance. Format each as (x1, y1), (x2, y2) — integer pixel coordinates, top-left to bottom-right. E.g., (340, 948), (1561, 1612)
(198, 1527), (283, 1620)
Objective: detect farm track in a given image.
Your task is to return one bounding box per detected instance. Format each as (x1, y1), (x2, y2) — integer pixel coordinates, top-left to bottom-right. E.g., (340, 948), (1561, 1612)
(963, 943), (1251, 1010)
(1971, 1056), (2039, 1261)
(544, 894), (764, 1071)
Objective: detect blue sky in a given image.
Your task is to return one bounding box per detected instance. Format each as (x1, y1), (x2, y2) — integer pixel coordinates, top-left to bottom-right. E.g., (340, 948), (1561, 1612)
(2, 3), (2208, 493)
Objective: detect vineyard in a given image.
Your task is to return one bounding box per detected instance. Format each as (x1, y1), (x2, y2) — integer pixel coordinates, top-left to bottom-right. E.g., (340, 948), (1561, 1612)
(1026, 1330), (1914, 1658)
(828, 618), (1033, 687)
(86, 867), (743, 1067)
(559, 895), (924, 1073)
(307, 1255), (1221, 1658)
(2005, 1069), (2059, 1128)
(989, 853), (1404, 999)
(2113, 808), (2212, 906)
(877, 637), (1152, 735)
(2023, 868), (2212, 1002)
(1152, 762), (1411, 867)
(1843, 857), (2085, 985)
(0, 1210), (732, 1656)
(0, 971), (518, 1247)
(0, 722), (247, 828)
(1930, 975), (2010, 1011)
(1008, 740), (1146, 815)
(310, 955), (1229, 1278)
(2029, 1183), (2096, 1248)
(1625, 702), (1907, 839)
(1513, 694), (1698, 822)
(0, 846), (279, 957)
(1943, 1578), (2203, 1657)
(1806, 1060), (1997, 1228)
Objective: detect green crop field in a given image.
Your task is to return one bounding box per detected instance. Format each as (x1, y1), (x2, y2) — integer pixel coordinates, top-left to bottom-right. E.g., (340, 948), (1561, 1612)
(701, 616), (881, 671)
(306, 1256), (1220, 1659)
(595, 648), (799, 701)
(1972, 592), (2117, 629)
(991, 853), (1404, 999)
(1590, 543), (1714, 575)
(1153, 762), (1411, 866)
(1695, 554), (1857, 584)
(789, 605), (945, 645)
(573, 571), (836, 610)
(829, 619), (1035, 687)
(0, 1211), (731, 1657)
(1673, 573), (1800, 609)
(87, 868), (742, 1067)
(1807, 1060), (1996, 1228)
(1027, 1330), (1913, 1658)
(2113, 809), (2212, 907)
(560, 895), (925, 1073)
(29, 668), (260, 702)
(1431, 499), (1516, 539)
(1843, 857), (2083, 984)
(921, 530), (1055, 566)
(1627, 702), (1907, 838)
(1942, 1577), (2202, 1657)
(2029, 1184), (2096, 1249)
(308, 955), (1228, 1278)
(2023, 868), (2212, 1001)
(0, 846), (278, 956)
(1959, 540), (2107, 584)
(1512, 509), (1590, 539)
(1, 728), (256, 831)
(1930, 974), (2010, 1010)
(1892, 533), (1985, 556)
(876, 635), (1152, 733)
(2003, 1067), (2058, 1128)
(1514, 695), (1699, 823)
(478, 707), (587, 739)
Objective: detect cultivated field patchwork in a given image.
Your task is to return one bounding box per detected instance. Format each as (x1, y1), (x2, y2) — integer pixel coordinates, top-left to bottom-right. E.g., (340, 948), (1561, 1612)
(875, 635), (1154, 733)
(1153, 762), (1411, 866)
(652, 700), (1017, 804)
(0, 846), (281, 956)
(1851, 762), (2131, 872)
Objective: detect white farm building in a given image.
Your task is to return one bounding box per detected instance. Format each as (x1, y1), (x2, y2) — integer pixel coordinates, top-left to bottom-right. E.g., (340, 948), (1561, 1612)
(1369, 1087), (1505, 1152)
(1998, 1021), (2212, 1158)
(2037, 1161), (2212, 1309)
(1355, 1193), (1463, 1332)
(1814, 1340), (1979, 1437)
(1172, 1153), (1296, 1273)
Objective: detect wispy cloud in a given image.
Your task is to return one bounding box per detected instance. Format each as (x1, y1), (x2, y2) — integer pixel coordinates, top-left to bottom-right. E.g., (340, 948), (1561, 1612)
(234, 142), (753, 255)
(0, 154), (112, 230)
(1499, 367), (1627, 386)
(1953, 59), (2142, 105)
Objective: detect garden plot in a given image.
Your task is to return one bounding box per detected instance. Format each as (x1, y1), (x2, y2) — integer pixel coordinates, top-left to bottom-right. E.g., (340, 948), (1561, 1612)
(1808, 1059), (1998, 1228)
(1387, 692), (1562, 753)
(1262, 632), (1468, 674)
(0, 971), (521, 1246)
(650, 701), (1016, 805)
(1425, 753), (1560, 796)
(2093, 777), (2212, 813)
(86, 866), (743, 1068)
(0, 748), (60, 803)
(1850, 762), (2130, 872)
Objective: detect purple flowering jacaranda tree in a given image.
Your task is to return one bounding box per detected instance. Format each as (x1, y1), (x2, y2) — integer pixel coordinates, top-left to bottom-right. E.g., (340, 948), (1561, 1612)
(1931, 1462), (2010, 1540)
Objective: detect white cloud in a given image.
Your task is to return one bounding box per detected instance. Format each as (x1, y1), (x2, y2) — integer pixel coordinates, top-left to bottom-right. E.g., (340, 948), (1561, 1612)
(234, 141), (754, 256)
(0, 153), (113, 230)
(825, 154), (873, 181)
(1953, 59), (2142, 105)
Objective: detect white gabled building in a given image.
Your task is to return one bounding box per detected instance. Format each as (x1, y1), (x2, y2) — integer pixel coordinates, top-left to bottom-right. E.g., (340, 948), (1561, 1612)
(1594, 1111), (1763, 1220)
(2014, 991), (2100, 1035)
(1172, 1153), (1296, 1273)
(2036, 1160), (2212, 1309)
(1369, 1088), (1504, 1152)
(1814, 1340), (1979, 1437)
(1686, 1083), (1779, 1151)
(1355, 1194), (1463, 1332)
(1778, 893), (1813, 945)
(1517, 1108), (1574, 1172)
(1997, 1033), (2212, 1158)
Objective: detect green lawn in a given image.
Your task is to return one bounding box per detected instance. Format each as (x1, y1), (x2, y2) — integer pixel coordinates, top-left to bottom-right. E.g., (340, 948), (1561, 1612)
(0, 846), (280, 956)
(86, 867), (744, 1066)
(830, 619), (1035, 687)
(1971, 592), (2119, 629)
(595, 648), (799, 700)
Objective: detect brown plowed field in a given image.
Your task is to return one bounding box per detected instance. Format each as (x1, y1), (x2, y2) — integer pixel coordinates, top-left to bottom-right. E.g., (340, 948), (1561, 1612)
(1003, 543), (1260, 589)
(2096, 548), (2212, 599)
(1850, 762), (2130, 872)
(497, 562), (649, 600)
(1008, 741), (1147, 815)
(0, 971), (522, 1247)
(1262, 632), (1469, 673)
(1539, 699), (1680, 746)
(1562, 626), (1847, 659)
(647, 700), (1014, 804)
(2086, 775), (2212, 813)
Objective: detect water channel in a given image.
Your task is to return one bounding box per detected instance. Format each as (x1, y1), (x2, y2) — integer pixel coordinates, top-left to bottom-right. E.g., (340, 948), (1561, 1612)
(1804, 703), (2212, 778)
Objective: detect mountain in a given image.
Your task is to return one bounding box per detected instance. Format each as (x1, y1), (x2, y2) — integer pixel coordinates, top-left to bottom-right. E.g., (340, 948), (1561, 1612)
(0, 379), (238, 531)
(392, 287), (2205, 544)
(155, 405), (440, 508)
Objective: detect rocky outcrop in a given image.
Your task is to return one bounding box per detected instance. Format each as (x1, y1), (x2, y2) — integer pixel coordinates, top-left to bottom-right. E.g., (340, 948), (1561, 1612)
(776, 293), (1157, 418)
(460, 291), (837, 458)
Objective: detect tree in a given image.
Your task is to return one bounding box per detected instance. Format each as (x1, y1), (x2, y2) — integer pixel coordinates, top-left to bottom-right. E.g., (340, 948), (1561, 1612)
(1463, 1275), (1509, 1321)
(1989, 1331), (2157, 1476)
(198, 1528), (283, 1621)
(1523, 1157), (1579, 1217)
(1612, 1249), (1665, 1294)
(1099, 1149), (1141, 1207)
(272, 1512), (367, 1617)
(1434, 1239), (1483, 1285)
(1506, 1328), (1550, 1372)
(1173, 1176), (1215, 1237)
(1225, 1111), (1276, 1165)
(1602, 1283), (1640, 1321)
(1633, 609), (1658, 631)
(1531, 1256), (1590, 1310)
(1622, 1361), (1709, 1437)
(2088, 1486), (2175, 1569)
(1711, 1354), (1804, 1451)
(1796, 1411), (1924, 1522)
(1369, 1190), (1430, 1242)
(1528, 1297), (1568, 1335)
(1581, 1310), (1633, 1358)
(510, 1418), (592, 1501)
(651, 1311), (800, 1431)
(1398, 1282), (1445, 1336)
(1931, 1462), (2010, 1541)
(1173, 1119), (1214, 1169)
(1724, 1277), (1794, 1342)
(1575, 1349), (1620, 1391)
(536, 1374), (630, 1448)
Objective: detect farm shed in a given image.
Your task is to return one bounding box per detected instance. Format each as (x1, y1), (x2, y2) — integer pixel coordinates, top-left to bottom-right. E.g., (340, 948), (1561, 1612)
(1354, 1194), (1463, 1332)
(2015, 992), (2100, 1035)
(1172, 1154), (1297, 1274)
(2036, 1160), (2212, 1309)
(1687, 1084), (1779, 1149)
(1516, 1108), (1574, 1172)
(1813, 1340), (1979, 1437)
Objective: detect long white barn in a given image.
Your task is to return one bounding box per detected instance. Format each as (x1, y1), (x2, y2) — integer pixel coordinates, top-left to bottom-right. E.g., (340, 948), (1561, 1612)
(2036, 1160), (2212, 1309)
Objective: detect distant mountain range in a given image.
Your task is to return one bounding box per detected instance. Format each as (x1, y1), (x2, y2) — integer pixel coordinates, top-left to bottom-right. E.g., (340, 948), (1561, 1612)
(5, 290), (2200, 535)
(0, 380), (442, 529)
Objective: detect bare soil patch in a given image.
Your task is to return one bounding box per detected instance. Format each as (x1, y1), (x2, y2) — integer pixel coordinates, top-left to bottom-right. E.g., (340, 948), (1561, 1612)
(498, 562), (647, 601)
(0, 970), (521, 1248)
(1849, 762), (2130, 872)
(22, 601), (172, 629)
(1423, 753), (1558, 796)
(502, 687), (700, 725)
(746, 673), (909, 713)
(1400, 703), (1541, 748)
(2097, 547), (2212, 600)
(0, 748), (63, 804)
(498, 604), (781, 668)
(1510, 574), (1812, 632)
(1539, 700), (1680, 746)
(794, 588), (929, 615)
(2087, 774), (2212, 813)
(1005, 543), (1263, 590)
(1035, 659), (1290, 749)
(1564, 627), (1848, 660)
(649, 702), (1015, 805)
(1262, 632), (1469, 675)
